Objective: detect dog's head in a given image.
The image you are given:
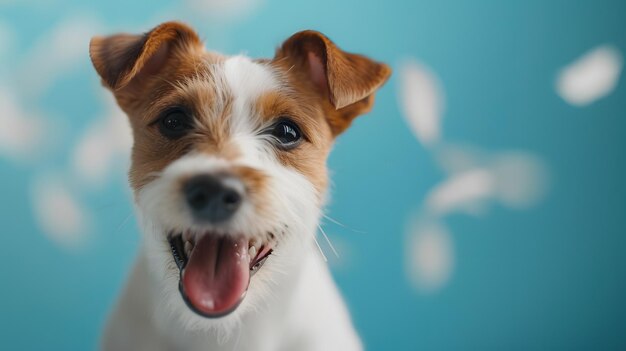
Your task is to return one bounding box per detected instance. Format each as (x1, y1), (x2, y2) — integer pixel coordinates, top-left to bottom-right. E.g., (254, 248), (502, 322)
(89, 21), (390, 330)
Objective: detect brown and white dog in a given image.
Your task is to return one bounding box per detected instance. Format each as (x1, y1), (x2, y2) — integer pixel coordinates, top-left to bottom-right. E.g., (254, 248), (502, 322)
(89, 21), (390, 351)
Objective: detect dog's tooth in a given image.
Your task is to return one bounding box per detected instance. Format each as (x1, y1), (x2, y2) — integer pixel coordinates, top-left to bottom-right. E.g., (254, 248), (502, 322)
(248, 246), (257, 260)
(184, 241), (192, 256)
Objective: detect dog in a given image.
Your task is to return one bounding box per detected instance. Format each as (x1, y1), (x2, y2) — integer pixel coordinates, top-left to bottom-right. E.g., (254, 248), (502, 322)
(89, 21), (390, 351)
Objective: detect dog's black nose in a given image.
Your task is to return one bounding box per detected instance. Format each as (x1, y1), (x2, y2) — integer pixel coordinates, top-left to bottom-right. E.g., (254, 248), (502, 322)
(183, 175), (243, 223)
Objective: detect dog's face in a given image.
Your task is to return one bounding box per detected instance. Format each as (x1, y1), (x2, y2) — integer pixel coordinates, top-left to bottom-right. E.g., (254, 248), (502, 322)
(89, 22), (390, 330)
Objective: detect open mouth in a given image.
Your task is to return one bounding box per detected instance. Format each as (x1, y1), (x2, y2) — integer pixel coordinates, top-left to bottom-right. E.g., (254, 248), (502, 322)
(168, 232), (273, 318)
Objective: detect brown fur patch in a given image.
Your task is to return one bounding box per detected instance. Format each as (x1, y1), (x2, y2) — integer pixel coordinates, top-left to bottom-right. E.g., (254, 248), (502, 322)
(231, 166), (271, 217)
(89, 21), (203, 91)
(125, 63), (226, 190)
(254, 88), (332, 195)
(273, 30), (391, 135)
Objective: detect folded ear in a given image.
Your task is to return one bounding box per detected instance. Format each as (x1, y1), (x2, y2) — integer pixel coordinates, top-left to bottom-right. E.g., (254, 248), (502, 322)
(89, 21), (202, 92)
(275, 30), (391, 134)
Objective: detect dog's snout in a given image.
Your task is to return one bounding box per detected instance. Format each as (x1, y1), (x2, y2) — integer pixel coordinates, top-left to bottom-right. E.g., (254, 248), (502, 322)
(184, 175), (243, 223)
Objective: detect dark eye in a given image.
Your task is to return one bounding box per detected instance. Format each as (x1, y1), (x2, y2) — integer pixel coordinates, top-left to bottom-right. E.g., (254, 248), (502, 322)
(270, 119), (302, 148)
(159, 109), (192, 139)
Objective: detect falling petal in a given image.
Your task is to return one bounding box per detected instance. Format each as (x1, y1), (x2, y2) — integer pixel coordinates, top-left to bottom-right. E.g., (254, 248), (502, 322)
(72, 121), (116, 186)
(398, 59), (445, 146)
(556, 45), (623, 106)
(490, 152), (549, 208)
(435, 143), (487, 175)
(72, 92), (132, 186)
(19, 16), (102, 97)
(406, 218), (454, 293)
(183, 0), (262, 21)
(425, 168), (495, 216)
(31, 176), (90, 250)
(0, 87), (46, 159)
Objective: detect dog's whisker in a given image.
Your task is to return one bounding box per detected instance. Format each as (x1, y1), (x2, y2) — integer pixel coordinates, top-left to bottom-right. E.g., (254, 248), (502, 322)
(273, 55), (291, 64)
(312, 236), (328, 262)
(115, 212), (133, 233)
(322, 214), (367, 234)
(318, 224), (339, 259)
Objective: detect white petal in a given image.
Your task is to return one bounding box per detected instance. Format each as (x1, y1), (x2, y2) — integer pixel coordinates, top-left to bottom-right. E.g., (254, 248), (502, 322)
(0, 87), (46, 159)
(556, 45), (623, 106)
(72, 121), (115, 186)
(18, 16), (102, 97)
(183, 0), (262, 21)
(31, 176), (90, 250)
(406, 219), (454, 293)
(398, 59), (445, 146)
(435, 143), (486, 175)
(490, 152), (549, 208)
(425, 168), (495, 216)
(71, 92), (132, 186)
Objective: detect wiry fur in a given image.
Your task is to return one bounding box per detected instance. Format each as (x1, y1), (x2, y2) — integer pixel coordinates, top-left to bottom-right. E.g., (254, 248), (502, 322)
(90, 21), (390, 351)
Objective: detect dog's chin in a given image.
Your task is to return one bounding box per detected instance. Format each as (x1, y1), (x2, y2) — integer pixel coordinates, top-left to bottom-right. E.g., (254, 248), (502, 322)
(166, 231), (274, 319)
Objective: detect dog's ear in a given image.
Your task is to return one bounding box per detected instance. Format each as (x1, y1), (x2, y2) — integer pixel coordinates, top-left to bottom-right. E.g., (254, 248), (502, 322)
(275, 30), (391, 135)
(89, 21), (202, 93)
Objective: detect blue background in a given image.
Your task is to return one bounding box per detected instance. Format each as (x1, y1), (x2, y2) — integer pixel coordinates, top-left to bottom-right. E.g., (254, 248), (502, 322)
(1, 0), (625, 350)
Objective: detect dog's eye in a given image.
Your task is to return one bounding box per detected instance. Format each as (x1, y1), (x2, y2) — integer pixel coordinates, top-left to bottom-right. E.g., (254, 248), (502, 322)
(270, 119), (302, 148)
(159, 109), (192, 139)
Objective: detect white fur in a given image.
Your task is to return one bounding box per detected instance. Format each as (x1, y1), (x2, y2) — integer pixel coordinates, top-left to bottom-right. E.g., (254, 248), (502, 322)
(102, 56), (361, 351)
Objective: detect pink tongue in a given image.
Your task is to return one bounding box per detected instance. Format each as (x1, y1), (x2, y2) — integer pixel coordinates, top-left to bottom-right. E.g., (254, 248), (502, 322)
(181, 235), (250, 317)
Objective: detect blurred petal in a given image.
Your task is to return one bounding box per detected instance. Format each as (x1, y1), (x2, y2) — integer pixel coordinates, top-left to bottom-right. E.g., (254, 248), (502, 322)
(425, 168), (495, 216)
(556, 45), (623, 106)
(183, 0), (262, 21)
(19, 16), (102, 97)
(432, 145), (550, 211)
(435, 143), (486, 175)
(406, 219), (454, 293)
(490, 152), (549, 208)
(72, 92), (132, 186)
(0, 87), (46, 159)
(72, 121), (115, 186)
(398, 59), (445, 146)
(31, 176), (90, 250)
